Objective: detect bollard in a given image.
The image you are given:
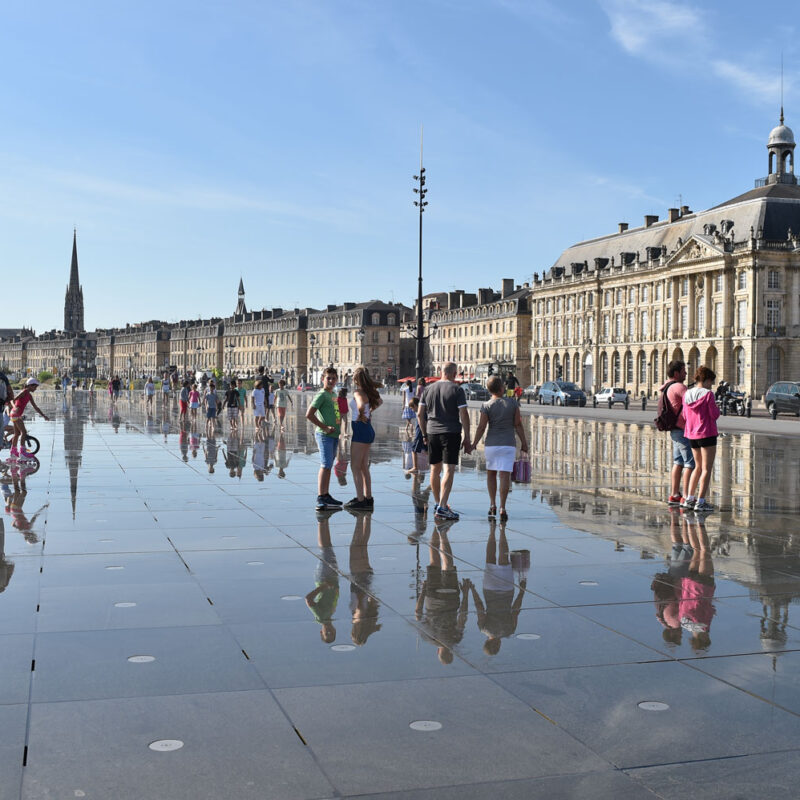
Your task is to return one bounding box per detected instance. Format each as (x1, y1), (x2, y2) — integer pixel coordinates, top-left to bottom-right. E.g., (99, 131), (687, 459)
(722, 401), (727, 416)
(641, 396), (646, 411)
(592, 397), (597, 409)
(746, 399), (752, 418)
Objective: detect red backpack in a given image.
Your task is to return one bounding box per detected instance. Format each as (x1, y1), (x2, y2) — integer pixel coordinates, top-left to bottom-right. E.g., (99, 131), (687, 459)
(654, 381), (680, 431)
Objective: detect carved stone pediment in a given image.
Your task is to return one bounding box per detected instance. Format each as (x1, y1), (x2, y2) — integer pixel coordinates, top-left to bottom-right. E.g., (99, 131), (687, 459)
(667, 235), (725, 266)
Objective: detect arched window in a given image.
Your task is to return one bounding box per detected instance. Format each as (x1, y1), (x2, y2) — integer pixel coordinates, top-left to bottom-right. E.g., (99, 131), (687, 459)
(600, 352), (608, 384)
(387, 314), (395, 326)
(734, 346), (745, 386)
(543, 354), (551, 381)
(624, 352), (633, 384)
(638, 351), (647, 384)
(697, 298), (705, 331)
(553, 353), (561, 380)
(371, 313), (380, 325)
(533, 355), (540, 383)
(766, 345), (782, 386)
(564, 355), (571, 382)
(573, 353), (580, 384)
(612, 352), (621, 385)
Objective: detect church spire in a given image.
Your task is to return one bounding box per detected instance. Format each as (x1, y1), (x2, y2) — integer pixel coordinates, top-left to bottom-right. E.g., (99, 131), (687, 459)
(64, 229), (85, 332)
(235, 277), (247, 315)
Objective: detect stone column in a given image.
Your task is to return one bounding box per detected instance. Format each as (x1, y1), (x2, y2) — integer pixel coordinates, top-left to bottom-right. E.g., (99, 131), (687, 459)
(792, 268), (800, 328)
(687, 275), (696, 336)
(671, 277), (679, 338)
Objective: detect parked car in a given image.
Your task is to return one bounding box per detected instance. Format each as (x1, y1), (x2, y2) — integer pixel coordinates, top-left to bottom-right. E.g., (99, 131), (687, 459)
(765, 381), (800, 418)
(462, 382), (490, 401)
(522, 384), (539, 401)
(537, 381), (587, 407)
(594, 387), (629, 408)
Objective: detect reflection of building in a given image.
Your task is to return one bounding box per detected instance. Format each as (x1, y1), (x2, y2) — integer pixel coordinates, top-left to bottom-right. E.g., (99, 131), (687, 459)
(63, 400), (85, 518)
(531, 117), (800, 398)
(429, 280), (531, 385)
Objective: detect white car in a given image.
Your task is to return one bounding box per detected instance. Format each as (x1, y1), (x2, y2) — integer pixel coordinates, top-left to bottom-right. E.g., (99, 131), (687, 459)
(594, 387), (629, 408)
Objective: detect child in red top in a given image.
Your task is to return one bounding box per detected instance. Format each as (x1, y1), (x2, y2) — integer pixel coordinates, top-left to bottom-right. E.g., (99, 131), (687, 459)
(337, 388), (349, 438)
(9, 378), (49, 461)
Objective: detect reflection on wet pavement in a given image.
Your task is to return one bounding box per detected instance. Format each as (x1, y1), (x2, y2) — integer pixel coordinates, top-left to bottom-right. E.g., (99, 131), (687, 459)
(1, 391), (799, 798)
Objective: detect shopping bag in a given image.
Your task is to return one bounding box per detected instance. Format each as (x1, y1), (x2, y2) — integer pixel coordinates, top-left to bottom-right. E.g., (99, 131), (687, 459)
(512, 457), (531, 483)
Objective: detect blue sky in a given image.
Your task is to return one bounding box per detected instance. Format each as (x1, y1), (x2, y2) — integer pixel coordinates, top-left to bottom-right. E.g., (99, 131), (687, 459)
(1, 0), (796, 332)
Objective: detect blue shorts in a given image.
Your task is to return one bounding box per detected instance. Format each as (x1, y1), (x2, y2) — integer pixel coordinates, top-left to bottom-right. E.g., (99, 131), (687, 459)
(315, 432), (338, 470)
(670, 428), (695, 468)
(351, 420), (375, 444)
(206, 407), (217, 419)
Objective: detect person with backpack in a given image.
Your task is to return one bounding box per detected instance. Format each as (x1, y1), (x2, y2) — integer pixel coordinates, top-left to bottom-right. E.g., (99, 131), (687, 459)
(655, 360), (694, 507)
(0, 371), (14, 440)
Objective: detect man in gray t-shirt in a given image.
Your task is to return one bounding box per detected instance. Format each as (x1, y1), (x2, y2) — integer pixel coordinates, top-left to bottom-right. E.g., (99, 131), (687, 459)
(417, 362), (472, 521)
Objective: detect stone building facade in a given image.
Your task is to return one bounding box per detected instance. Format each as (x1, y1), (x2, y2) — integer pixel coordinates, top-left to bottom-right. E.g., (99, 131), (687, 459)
(530, 118), (800, 399)
(25, 331), (97, 379)
(111, 323), (171, 380)
(306, 301), (409, 386)
(168, 320), (224, 376)
(429, 280), (532, 385)
(0, 333), (34, 377)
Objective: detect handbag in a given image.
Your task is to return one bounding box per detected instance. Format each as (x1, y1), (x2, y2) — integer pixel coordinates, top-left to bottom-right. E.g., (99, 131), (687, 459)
(512, 456), (531, 483)
(416, 450), (429, 471)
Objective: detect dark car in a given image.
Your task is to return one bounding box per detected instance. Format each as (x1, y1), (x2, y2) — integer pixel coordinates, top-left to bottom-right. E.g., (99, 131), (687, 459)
(537, 380), (587, 407)
(765, 381), (800, 418)
(462, 382), (490, 401)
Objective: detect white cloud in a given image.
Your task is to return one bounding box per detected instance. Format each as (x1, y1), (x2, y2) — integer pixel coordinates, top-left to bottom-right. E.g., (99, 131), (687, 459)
(602, 0), (704, 55)
(600, 0), (784, 104)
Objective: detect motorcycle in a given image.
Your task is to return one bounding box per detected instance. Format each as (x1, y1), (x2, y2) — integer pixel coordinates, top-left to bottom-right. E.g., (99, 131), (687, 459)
(715, 382), (746, 416)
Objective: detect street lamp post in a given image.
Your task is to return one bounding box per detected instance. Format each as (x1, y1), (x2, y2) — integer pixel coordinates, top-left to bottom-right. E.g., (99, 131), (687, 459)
(404, 322), (438, 379)
(412, 132), (428, 381)
(309, 333), (317, 386)
(224, 343), (235, 379)
(266, 337), (273, 379)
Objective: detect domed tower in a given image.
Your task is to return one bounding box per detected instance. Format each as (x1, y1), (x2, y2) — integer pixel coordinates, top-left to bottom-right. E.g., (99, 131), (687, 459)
(766, 108), (796, 185)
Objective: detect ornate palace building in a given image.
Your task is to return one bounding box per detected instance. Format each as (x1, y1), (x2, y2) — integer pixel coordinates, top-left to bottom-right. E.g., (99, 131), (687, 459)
(531, 115), (800, 399)
(429, 280), (532, 385)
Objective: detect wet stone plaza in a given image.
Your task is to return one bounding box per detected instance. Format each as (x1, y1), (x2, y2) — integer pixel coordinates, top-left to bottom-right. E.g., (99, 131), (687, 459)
(2, 391), (800, 799)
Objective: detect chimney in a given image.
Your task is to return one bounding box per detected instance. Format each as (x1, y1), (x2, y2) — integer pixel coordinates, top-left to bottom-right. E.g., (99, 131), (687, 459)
(644, 215), (659, 227)
(680, 205), (691, 216)
(618, 222), (629, 233)
(668, 208), (680, 223)
(501, 278), (515, 297)
(272, 308), (283, 317)
(477, 288), (493, 305)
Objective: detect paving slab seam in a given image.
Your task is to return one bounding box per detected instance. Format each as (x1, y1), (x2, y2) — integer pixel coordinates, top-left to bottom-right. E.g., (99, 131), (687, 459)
(619, 745), (800, 772)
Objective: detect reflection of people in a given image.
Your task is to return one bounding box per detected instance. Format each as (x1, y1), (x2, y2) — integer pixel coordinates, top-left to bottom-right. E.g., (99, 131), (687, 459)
(0, 522), (15, 593)
(650, 508), (691, 647)
(305, 510), (340, 643)
(275, 431), (289, 478)
(204, 435), (218, 474)
(415, 520), (468, 663)
(348, 510), (381, 646)
(680, 513), (716, 651)
(333, 438), (348, 488)
(471, 376), (528, 521)
(468, 521), (525, 655)
(8, 463), (46, 544)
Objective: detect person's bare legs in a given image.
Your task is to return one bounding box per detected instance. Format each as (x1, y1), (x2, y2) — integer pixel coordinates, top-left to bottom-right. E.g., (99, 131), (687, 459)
(430, 462), (443, 507)
(696, 446), (716, 500)
(498, 471), (511, 515)
(318, 466), (332, 496)
(487, 470), (497, 509)
(682, 465), (694, 498)
(438, 463), (456, 509)
(670, 463), (683, 497)
(351, 441), (368, 501)
(687, 449), (702, 498)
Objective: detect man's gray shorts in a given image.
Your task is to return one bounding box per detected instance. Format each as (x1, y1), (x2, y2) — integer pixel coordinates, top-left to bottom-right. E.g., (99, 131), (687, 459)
(670, 428), (695, 469)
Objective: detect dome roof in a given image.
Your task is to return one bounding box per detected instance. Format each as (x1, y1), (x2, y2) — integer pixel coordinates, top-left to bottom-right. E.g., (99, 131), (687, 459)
(769, 123), (795, 146)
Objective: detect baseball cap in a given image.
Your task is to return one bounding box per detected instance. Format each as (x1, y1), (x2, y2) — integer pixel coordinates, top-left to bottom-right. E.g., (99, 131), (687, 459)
(26, 378), (40, 386)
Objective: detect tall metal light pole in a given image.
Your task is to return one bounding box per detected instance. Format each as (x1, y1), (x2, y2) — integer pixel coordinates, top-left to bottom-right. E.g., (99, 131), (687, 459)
(412, 129), (428, 381)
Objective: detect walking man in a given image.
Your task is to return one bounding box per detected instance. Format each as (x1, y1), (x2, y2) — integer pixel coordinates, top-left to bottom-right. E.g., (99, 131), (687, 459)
(416, 362), (472, 520)
(306, 367), (343, 510)
(659, 360), (695, 507)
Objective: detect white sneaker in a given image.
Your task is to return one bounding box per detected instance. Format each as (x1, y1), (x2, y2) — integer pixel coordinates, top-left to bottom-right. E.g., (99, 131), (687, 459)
(694, 500), (715, 513)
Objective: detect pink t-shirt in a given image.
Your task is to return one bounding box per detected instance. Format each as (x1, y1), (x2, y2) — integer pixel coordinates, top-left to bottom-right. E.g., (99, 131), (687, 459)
(666, 382), (687, 429)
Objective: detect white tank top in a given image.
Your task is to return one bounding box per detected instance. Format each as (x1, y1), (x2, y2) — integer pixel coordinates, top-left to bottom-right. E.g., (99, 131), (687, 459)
(349, 396), (371, 421)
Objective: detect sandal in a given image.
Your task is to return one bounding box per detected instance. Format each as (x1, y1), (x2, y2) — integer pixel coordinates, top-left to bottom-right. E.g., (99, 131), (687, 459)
(499, 510), (508, 521)
(488, 506), (497, 519)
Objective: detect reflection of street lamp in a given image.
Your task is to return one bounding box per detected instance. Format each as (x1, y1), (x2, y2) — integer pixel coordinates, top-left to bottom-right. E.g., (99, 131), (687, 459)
(266, 337), (273, 376)
(194, 345), (203, 375)
(309, 333), (318, 385)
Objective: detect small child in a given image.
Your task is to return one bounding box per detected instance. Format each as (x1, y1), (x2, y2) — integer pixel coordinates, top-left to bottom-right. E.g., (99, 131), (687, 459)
(408, 396), (427, 474)
(337, 388), (349, 437)
(189, 384), (200, 420)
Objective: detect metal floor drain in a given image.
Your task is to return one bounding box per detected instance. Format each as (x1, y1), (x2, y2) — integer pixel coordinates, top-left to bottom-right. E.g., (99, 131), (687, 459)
(149, 739), (184, 752)
(105, 566), (124, 571)
(331, 644), (355, 652)
(281, 595), (301, 601)
(128, 655), (156, 663)
(98, 539), (115, 543)
(410, 720), (442, 731)
(579, 580), (598, 586)
(516, 633), (541, 640)
(114, 602), (136, 608)
(638, 701), (669, 711)
(246, 561), (264, 565)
